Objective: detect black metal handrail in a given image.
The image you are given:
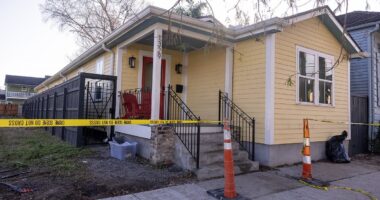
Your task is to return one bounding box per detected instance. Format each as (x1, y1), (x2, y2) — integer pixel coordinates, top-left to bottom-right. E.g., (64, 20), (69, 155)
(165, 85), (201, 169)
(219, 90), (255, 160)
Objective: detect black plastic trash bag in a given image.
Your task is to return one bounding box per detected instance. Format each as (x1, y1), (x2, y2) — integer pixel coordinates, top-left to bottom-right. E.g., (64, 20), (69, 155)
(325, 131), (351, 163)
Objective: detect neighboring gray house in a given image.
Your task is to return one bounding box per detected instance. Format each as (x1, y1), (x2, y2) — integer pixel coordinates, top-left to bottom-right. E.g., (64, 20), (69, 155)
(4, 75), (49, 104)
(0, 89), (5, 103)
(337, 11), (380, 153)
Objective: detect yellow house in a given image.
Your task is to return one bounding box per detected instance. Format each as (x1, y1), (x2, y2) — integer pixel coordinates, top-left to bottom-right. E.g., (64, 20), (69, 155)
(34, 6), (361, 169)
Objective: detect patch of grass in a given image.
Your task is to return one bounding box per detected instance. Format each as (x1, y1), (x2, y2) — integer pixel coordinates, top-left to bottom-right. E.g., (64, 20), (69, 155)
(0, 128), (91, 175)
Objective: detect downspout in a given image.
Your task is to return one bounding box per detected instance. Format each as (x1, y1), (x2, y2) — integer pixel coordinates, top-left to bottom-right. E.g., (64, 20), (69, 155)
(368, 23), (380, 151)
(102, 43), (115, 75)
(59, 72), (67, 81)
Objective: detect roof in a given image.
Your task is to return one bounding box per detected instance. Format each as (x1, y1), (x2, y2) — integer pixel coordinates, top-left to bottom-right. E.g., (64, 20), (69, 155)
(4, 75), (48, 86)
(337, 11), (380, 28)
(36, 5), (361, 90)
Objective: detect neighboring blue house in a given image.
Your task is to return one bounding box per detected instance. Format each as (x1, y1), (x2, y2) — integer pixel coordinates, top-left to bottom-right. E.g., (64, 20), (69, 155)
(337, 11), (380, 153)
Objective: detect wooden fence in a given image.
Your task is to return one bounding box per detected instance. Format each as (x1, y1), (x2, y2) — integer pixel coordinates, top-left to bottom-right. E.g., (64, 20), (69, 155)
(23, 73), (117, 146)
(0, 103), (19, 116)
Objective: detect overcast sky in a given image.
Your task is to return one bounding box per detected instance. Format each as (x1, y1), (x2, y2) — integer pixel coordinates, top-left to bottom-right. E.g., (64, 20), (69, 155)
(1, 0), (379, 90)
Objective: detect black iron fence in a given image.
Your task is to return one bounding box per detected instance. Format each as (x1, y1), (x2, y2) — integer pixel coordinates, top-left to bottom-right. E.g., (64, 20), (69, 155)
(119, 85), (201, 168)
(165, 85), (201, 169)
(23, 73), (117, 146)
(219, 91), (255, 160)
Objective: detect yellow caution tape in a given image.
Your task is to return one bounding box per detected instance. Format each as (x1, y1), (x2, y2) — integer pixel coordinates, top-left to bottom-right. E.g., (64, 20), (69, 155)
(298, 179), (329, 191)
(299, 180), (378, 200)
(308, 118), (380, 127)
(0, 119), (220, 128)
(331, 186), (378, 200)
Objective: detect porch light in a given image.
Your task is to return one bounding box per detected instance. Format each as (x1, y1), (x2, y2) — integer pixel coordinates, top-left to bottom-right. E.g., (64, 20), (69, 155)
(175, 63), (183, 74)
(129, 56), (136, 68)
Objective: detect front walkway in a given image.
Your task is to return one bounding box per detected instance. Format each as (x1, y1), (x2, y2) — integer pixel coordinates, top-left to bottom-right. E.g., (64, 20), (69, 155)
(103, 156), (380, 200)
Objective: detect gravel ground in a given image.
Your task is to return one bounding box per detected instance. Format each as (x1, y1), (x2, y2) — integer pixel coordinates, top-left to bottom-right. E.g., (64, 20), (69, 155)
(0, 127), (195, 200)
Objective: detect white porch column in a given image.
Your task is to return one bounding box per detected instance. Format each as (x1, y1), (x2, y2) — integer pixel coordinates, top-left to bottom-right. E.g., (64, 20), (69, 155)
(151, 29), (163, 120)
(224, 47), (233, 98)
(115, 47), (124, 118)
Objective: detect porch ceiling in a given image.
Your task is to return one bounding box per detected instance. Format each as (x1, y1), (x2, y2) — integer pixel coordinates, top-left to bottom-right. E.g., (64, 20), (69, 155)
(136, 31), (208, 52)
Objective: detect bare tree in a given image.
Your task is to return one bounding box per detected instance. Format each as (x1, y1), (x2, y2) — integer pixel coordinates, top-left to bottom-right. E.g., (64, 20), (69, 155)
(173, 0), (208, 18)
(41, 0), (144, 50)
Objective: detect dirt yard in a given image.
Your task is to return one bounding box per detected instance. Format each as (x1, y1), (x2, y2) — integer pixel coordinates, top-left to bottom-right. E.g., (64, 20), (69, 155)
(0, 128), (195, 200)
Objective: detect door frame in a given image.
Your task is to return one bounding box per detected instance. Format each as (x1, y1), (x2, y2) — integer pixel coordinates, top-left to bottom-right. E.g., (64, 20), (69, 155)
(138, 50), (171, 89)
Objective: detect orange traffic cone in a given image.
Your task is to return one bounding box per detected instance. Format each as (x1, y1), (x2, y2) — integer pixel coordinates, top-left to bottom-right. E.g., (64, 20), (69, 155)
(223, 119), (237, 198)
(301, 119), (312, 180)
(299, 119), (329, 189)
(207, 119), (248, 199)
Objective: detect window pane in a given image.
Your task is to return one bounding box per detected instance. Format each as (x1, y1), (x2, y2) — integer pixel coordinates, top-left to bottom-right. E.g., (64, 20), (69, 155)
(299, 77), (314, 103)
(319, 81), (332, 104)
(319, 57), (333, 81)
(299, 51), (315, 77)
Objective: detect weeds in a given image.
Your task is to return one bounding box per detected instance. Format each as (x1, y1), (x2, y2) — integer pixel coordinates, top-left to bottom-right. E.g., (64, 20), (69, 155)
(0, 128), (91, 175)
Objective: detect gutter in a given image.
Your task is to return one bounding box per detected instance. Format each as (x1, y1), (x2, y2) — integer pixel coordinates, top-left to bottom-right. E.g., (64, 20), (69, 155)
(102, 44), (115, 75)
(59, 72), (67, 81)
(368, 23), (380, 148)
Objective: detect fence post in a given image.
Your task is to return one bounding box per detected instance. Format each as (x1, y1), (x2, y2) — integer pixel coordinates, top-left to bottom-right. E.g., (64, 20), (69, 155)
(196, 116), (201, 169)
(218, 90), (221, 125)
(45, 94), (49, 130)
(61, 88), (67, 140)
(52, 92), (57, 135)
(37, 98), (41, 119)
(251, 118), (255, 160)
(85, 82), (90, 119)
(167, 85), (171, 120)
(77, 76), (86, 147)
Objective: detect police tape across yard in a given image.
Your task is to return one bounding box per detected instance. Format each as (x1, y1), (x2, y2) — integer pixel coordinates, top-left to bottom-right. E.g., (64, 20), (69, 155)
(0, 119), (220, 128)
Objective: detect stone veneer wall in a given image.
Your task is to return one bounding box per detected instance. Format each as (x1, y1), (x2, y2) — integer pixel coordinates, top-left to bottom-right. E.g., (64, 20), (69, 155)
(117, 125), (196, 170)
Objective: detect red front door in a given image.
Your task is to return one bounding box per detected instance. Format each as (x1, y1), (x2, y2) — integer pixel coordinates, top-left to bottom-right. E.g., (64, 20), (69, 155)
(142, 56), (166, 119)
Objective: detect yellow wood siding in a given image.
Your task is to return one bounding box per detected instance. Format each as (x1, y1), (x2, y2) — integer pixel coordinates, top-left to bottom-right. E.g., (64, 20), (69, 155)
(274, 18), (349, 144)
(121, 43), (183, 91)
(233, 38), (266, 144)
(187, 47), (225, 120)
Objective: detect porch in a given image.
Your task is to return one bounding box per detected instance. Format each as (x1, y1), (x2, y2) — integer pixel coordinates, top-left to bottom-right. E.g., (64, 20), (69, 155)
(112, 25), (256, 174)
(113, 26), (234, 137)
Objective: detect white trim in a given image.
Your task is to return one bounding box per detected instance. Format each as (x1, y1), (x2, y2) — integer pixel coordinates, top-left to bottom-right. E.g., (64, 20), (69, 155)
(115, 47), (124, 118)
(115, 125), (151, 139)
(151, 29), (163, 120)
(182, 53), (189, 103)
(225, 47), (233, 97)
(265, 34), (275, 145)
(155, 23), (234, 46)
(137, 50), (172, 89)
(119, 24), (158, 49)
(96, 56), (104, 74)
(296, 46), (335, 106)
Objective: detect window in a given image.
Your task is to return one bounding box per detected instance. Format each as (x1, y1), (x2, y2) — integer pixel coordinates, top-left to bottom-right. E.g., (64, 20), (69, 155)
(21, 86), (28, 92)
(94, 82), (102, 101)
(297, 47), (334, 106)
(96, 57), (104, 74)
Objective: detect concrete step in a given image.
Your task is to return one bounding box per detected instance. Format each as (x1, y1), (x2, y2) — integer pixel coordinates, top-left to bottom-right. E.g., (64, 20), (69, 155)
(196, 160), (259, 180)
(200, 142), (240, 153)
(200, 150), (248, 166)
(174, 125), (222, 135)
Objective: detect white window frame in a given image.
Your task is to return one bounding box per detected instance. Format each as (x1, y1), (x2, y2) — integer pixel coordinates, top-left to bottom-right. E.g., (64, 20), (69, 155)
(296, 46), (335, 107)
(96, 57), (104, 74)
(93, 82), (103, 102)
(20, 86), (28, 92)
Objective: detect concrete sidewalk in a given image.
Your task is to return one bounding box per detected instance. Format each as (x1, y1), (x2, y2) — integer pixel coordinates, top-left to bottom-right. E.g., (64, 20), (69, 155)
(103, 158), (380, 200)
